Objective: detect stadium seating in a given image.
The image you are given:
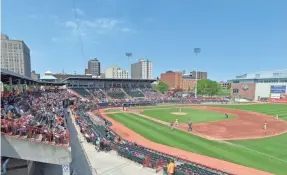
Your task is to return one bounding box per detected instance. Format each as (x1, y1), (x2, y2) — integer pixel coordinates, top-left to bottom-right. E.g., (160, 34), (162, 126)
(1, 89), (72, 146)
(71, 88), (90, 97)
(69, 87), (230, 105)
(123, 88), (145, 98)
(105, 88), (127, 99)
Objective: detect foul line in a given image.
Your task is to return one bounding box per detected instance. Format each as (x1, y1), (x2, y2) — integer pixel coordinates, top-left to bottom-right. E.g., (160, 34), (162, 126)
(221, 140), (287, 164)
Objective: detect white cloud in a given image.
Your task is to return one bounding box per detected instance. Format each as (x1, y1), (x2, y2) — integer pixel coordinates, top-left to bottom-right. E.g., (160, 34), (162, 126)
(72, 8), (85, 16)
(121, 28), (132, 32)
(65, 21), (78, 29)
(63, 18), (133, 38)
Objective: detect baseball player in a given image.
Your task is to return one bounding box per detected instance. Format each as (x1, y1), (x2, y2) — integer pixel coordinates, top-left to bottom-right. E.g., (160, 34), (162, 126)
(170, 122), (174, 131)
(275, 114), (279, 120)
(188, 120), (192, 132)
(264, 121), (267, 130)
(175, 119), (179, 126)
(225, 113), (229, 119)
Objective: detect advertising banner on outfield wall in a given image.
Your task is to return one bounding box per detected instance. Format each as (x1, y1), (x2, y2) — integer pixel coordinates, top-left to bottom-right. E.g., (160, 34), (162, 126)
(269, 98), (287, 103)
(270, 85), (286, 94)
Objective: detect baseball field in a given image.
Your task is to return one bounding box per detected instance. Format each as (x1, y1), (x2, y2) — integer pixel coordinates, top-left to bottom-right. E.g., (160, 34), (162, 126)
(103, 104), (287, 175)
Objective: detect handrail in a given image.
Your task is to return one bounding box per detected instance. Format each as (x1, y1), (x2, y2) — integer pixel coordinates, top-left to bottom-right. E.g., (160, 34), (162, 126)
(1, 119), (70, 147)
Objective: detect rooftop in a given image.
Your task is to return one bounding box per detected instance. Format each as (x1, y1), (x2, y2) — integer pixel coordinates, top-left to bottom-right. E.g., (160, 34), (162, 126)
(233, 69), (287, 80)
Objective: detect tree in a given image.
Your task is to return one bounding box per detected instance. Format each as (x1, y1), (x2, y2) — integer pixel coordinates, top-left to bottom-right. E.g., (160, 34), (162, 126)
(196, 79), (220, 96)
(156, 81), (169, 93)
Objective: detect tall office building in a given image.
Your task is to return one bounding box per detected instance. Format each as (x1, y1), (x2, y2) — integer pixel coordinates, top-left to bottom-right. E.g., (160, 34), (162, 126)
(131, 59), (152, 79)
(190, 71), (207, 79)
(104, 66), (128, 79)
(88, 58), (100, 76)
(1, 34), (31, 77)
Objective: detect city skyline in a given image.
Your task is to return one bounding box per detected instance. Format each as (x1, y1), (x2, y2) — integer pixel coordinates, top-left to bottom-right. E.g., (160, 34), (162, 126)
(2, 0), (287, 81)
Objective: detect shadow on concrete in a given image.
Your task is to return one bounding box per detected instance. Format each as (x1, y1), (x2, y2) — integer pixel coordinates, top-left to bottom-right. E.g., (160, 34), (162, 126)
(67, 110), (93, 175)
(33, 162), (62, 175)
(1, 134), (21, 160)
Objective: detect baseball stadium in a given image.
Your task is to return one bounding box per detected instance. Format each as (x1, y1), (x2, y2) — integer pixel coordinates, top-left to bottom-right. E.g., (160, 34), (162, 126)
(2, 69), (287, 175)
(67, 72), (287, 175)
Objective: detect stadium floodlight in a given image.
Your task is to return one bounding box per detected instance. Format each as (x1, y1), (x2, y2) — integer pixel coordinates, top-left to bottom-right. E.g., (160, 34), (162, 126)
(194, 48), (201, 98)
(126, 53), (132, 59)
(194, 48), (201, 55)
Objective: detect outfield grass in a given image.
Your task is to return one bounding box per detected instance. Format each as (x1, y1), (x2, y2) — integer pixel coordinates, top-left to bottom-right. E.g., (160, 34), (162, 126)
(213, 104), (287, 121)
(142, 107), (235, 123)
(131, 105), (191, 110)
(108, 112), (287, 174)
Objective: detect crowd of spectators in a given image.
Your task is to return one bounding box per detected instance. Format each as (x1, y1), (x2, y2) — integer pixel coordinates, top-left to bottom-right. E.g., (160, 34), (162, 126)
(1, 89), (73, 145)
(70, 87), (230, 106)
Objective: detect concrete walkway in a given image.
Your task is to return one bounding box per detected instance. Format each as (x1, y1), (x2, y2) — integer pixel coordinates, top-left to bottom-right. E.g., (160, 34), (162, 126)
(71, 112), (157, 175)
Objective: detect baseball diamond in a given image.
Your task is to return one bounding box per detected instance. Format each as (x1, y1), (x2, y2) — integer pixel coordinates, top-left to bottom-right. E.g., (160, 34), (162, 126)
(100, 103), (287, 175)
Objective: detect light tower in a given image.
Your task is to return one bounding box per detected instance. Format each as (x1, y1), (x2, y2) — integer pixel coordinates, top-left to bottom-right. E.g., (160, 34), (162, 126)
(194, 48), (201, 98)
(125, 53), (132, 60)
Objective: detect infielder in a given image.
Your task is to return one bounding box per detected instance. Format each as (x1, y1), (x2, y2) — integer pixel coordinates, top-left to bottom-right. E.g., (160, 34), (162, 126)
(275, 114), (279, 120)
(225, 113), (229, 119)
(188, 120), (192, 132)
(175, 119), (179, 126)
(264, 121), (267, 130)
(170, 122), (174, 131)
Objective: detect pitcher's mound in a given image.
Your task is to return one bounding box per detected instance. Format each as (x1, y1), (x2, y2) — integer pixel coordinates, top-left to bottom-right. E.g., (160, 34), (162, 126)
(171, 112), (187, 115)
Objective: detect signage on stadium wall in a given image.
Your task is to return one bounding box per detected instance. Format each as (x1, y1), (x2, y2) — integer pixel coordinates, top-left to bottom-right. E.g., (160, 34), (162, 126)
(270, 85), (286, 94)
(269, 98), (287, 103)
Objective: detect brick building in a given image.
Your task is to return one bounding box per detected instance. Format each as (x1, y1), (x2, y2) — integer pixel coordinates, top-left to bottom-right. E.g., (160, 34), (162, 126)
(182, 76), (196, 90)
(160, 71), (183, 90)
(228, 70), (287, 101)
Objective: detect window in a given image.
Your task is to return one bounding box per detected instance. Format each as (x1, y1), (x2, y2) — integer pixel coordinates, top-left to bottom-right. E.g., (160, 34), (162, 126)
(233, 89), (239, 94)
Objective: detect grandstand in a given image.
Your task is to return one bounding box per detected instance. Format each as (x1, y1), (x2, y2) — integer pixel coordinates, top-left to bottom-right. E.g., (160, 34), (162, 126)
(1, 70), (72, 175)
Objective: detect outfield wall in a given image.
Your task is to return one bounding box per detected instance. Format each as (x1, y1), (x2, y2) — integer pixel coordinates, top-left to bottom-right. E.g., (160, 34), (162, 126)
(255, 82), (287, 101)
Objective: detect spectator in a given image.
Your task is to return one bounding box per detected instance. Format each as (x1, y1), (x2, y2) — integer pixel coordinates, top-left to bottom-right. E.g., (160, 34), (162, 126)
(167, 160), (175, 175)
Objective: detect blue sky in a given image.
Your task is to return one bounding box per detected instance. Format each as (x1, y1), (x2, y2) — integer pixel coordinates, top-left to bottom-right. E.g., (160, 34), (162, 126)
(2, 0), (287, 80)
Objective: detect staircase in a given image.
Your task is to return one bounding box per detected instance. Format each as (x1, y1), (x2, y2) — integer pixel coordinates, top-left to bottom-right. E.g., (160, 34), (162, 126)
(100, 89), (112, 102)
(121, 88), (132, 100)
(85, 88), (99, 102)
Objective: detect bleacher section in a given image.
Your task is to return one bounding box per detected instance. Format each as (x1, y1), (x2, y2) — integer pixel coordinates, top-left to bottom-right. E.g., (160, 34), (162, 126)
(69, 87), (229, 105)
(71, 88), (90, 97)
(123, 88), (145, 98)
(106, 88), (127, 99)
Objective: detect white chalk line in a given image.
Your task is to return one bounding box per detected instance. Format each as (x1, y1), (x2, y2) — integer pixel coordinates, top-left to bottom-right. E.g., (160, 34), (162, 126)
(217, 140), (287, 164)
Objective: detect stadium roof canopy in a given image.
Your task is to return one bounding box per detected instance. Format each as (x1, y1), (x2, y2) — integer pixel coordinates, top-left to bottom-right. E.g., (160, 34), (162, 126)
(1, 69), (65, 85)
(61, 76), (157, 83)
(229, 69), (287, 80)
